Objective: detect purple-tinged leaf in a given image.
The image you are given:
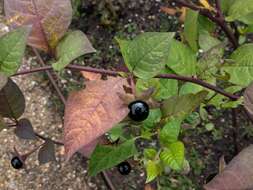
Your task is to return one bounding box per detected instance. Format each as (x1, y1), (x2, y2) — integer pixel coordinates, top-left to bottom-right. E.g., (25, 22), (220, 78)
(0, 79), (25, 119)
(38, 139), (56, 165)
(4, 0), (72, 52)
(15, 118), (36, 140)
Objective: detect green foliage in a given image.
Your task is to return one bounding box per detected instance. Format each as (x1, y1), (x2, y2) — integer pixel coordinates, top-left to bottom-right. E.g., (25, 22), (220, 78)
(166, 40), (197, 76)
(160, 141), (185, 171)
(136, 78), (178, 101)
(223, 43), (253, 86)
(184, 9), (199, 51)
(0, 26), (31, 76)
(53, 30), (96, 71)
(227, 0), (253, 24)
(88, 139), (137, 176)
(117, 32), (174, 79)
(160, 119), (182, 145)
(162, 91), (208, 120)
(146, 160), (162, 183)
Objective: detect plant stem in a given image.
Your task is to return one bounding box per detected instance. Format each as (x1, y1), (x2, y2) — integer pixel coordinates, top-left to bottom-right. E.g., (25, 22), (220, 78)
(174, 0), (239, 48)
(32, 48), (67, 105)
(13, 65), (240, 100)
(35, 133), (64, 146)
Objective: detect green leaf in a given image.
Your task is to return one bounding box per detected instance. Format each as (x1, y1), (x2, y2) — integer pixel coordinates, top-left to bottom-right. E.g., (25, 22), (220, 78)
(144, 148), (157, 160)
(227, 0), (253, 24)
(142, 109), (162, 129)
(198, 15), (215, 33)
(197, 43), (224, 82)
(117, 32), (174, 79)
(179, 83), (203, 96)
(0, 26), (31, 76)
(166, 39), (197, 76)
(184, 9), (199, 51)
(160, 118), (182, 145)
(88, 139), (137, 176)
(161, 91), (208, 119)
(208, 86), (243, 109)
(199, 31), (221, 52)
(53, 30), (96, 71)
(136, 78), (178, 101)
(0, 115), (6, 132)
(0, 79), (25, 119)
(223, 43), (253, 87)
(160, 141), (185, 171)
(107, 123), (125, 142)
(220, 0), (235, 14)
(146, 160), (161, 183)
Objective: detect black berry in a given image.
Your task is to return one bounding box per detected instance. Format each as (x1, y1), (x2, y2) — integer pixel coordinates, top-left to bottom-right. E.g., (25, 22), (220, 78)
(11, 156), (23, 169)
(117, 161), (131, 175)
(128, 100), (149, 122)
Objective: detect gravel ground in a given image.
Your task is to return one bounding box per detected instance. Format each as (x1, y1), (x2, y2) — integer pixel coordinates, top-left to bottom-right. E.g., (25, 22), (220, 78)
(0, 57), (97, 190)
(0, 2), (101, 189)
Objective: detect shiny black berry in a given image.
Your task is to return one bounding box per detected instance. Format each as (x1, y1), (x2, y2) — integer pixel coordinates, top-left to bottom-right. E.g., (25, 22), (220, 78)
(128, 100), (149, 122)
(11, 156), (23, 169)
(117, 162), (131, 175)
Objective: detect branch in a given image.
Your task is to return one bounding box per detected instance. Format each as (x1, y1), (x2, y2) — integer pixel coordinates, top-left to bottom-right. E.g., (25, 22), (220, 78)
(174, 0), (239, 48)
(13, 65), (240, 101)
(32, 48), (67, 105)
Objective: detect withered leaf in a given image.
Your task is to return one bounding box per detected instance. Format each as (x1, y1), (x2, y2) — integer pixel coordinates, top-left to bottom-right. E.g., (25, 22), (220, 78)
(4, 0), (72, 52)
(204, 145), (253, 190)
(64, 77), (129, 160)
(81, 71), (101, 81)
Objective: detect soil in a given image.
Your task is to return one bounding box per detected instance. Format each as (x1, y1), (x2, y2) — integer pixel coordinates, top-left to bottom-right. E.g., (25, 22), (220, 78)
(1, 0), (253, 190)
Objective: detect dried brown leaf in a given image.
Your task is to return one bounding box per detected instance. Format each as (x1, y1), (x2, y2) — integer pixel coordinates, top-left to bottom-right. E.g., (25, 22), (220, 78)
(204, 145), (253, 190)
(64, 77), (129, 160)
(81, 71), (101, 81)
(4, 0), (72, 52)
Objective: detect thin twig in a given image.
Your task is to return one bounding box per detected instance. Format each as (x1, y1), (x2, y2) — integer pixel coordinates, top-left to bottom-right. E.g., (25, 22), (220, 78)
(174, 0), (239, 48)
(101, 171), (116, 190)
(13, 65), (240, 101)
(32, 48), (67, 105)
(35, 133), (64, 146)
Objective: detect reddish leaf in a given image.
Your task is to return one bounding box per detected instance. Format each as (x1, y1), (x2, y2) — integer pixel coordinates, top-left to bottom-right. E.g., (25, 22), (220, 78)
(204, 145), (253, 190)
(64, 77), (129, 160)
(81, 71), (101, 81)
(4, 0), (72, 52)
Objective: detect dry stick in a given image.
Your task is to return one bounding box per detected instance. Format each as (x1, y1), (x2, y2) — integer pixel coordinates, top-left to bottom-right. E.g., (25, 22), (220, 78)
(13, 65), (240, 101)
(30, 50), (116, 190)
